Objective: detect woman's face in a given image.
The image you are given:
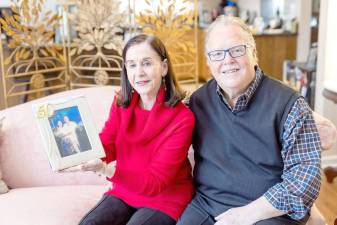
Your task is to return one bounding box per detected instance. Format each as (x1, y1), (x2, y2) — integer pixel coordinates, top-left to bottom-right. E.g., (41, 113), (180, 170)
(125, 42), (168, 100)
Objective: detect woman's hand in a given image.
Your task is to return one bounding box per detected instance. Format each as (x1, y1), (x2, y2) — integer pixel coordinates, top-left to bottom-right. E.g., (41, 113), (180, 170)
(81, 158), (105, 172)
(60, 159), (116, 177)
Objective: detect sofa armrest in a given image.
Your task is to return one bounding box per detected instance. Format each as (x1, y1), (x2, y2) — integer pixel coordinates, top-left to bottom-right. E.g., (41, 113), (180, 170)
(0, 86), (118, 188)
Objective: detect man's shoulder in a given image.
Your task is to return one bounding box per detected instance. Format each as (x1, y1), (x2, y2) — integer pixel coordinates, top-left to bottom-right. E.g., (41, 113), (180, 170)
(263, 76), (298, 95)
(191, 79), (216, 100)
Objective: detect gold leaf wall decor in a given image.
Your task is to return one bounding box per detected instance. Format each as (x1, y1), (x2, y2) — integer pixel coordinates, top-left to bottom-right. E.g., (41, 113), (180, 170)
(0, 0), (64, 64)
(0, 0), (67, 107)
(0, 0), (199, 108)
(136, 0), (196, 54)
(66, 0), (125, 87)
(68, 0), (124, 56)
(134, 0), (198, 84)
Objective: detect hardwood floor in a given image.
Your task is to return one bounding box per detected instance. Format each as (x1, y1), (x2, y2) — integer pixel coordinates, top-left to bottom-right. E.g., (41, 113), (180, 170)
(315, 175), (337, 225)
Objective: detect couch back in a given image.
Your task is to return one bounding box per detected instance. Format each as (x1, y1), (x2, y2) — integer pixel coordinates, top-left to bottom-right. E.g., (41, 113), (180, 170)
(0, 86), (118, 188)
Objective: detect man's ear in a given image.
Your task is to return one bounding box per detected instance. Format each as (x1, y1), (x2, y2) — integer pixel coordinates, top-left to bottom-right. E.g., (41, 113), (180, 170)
(252, 48), (258, 65)
(162, 59), (168, 77)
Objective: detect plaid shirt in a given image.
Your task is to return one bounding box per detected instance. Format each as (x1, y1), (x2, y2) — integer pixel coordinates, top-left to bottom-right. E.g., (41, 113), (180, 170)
(216, 68), (321, 219)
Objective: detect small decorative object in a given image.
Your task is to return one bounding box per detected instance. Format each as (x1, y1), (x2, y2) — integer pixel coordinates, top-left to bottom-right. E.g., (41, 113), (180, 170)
(222, 0), (238, 17)
(94, 70), (109, 85)
(33, 96), (105, 171)
(27, 73), (46, 101)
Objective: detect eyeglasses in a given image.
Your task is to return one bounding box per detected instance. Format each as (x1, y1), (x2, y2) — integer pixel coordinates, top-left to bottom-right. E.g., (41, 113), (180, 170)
(207, 44), (251, 62)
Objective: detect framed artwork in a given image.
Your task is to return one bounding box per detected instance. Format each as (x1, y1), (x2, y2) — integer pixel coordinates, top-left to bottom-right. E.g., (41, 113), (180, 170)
(33, 95), (105, 171)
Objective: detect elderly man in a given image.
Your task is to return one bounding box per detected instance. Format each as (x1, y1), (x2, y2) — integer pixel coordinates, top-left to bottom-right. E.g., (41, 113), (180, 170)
(177, 16), (321, 225)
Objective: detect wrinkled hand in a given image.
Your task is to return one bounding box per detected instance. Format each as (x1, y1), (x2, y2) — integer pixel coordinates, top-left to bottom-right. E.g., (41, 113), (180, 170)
(60, 158), (103, 173)
(214, 207), (255, 225)
(60, 159), (116, 177)
(81, 158), (104, 172)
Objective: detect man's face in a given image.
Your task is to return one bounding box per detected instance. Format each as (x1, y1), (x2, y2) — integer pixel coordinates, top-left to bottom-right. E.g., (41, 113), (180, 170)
(206, 24), (257, 97)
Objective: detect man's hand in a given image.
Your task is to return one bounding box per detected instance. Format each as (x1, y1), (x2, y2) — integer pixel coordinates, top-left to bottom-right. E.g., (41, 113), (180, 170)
(214, 196), (286, 225)
(214, 206), (255, 225)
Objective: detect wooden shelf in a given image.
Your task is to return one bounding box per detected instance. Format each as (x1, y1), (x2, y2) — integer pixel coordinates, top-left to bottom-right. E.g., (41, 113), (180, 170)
(255, 34), (297, 80)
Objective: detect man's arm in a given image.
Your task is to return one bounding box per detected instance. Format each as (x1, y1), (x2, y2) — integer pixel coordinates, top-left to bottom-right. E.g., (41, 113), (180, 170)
(263, 97), (321, 219)
(215, 97), (321, 225)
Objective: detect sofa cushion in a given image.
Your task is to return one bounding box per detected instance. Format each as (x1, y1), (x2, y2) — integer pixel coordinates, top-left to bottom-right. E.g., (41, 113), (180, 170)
(0, 185), (108, 225)
(0, 116), (9, 194)
(0, 86), (117, 188)
(0, 116), (4, 142)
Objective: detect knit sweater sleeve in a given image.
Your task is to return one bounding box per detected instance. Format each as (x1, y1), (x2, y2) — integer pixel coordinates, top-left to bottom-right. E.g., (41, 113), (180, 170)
(111, 113), (195, 196)
(99, 98), (119, 163)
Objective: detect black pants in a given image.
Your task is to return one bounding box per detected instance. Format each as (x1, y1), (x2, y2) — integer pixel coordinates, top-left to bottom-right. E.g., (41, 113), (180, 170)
(79, 195), (176, 225)
(176, 201), (309, 225)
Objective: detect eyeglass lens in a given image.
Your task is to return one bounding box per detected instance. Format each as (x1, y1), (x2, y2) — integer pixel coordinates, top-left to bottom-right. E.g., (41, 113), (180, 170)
(208, 45), (247, 61)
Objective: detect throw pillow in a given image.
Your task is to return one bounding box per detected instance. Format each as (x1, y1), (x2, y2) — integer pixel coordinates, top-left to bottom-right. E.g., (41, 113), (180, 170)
(0, 116), (9, 194)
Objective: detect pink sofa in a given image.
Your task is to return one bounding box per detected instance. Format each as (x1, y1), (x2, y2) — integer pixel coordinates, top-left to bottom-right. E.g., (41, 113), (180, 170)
(0, 86), (117, 225)
(0, 86), (326, 225)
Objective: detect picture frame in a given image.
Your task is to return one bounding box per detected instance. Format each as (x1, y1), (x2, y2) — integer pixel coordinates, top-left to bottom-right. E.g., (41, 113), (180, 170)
(33, 95), (105, 171)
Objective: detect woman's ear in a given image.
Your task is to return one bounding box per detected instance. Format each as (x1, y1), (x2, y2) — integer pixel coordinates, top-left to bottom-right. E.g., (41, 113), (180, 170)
(162, 59), (168, 77)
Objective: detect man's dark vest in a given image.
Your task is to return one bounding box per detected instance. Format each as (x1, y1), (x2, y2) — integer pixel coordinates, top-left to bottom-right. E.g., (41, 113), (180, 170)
(189, 75), (300, 216)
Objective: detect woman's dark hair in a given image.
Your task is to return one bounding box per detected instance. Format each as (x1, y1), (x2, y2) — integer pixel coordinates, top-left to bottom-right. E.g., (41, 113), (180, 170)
(117, 34), (185, 107)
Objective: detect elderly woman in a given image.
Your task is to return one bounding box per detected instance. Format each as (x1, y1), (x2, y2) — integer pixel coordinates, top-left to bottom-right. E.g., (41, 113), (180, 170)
(76, 34), (195, 225)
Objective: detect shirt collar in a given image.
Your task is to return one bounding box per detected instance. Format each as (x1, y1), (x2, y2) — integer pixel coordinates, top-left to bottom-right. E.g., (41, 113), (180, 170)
(216, 66), (264, 112)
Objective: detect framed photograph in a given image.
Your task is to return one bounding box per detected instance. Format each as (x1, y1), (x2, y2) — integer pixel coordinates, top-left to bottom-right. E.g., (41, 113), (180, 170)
(33, 95), (105, 171)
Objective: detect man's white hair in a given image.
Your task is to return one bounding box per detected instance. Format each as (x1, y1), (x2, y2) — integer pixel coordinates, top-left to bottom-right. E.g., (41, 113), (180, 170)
(205, 15), (258, 64)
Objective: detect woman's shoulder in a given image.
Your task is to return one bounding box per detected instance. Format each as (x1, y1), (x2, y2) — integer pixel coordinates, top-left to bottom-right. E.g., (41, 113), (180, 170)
(173, 101), (195, 121)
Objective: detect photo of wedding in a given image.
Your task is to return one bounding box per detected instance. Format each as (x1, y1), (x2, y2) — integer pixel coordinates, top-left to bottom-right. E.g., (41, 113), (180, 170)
(48, 106), (92, 157)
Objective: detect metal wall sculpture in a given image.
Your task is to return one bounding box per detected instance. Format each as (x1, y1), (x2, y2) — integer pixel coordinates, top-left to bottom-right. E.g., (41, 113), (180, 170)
(0, 0), (199, 108)
(133, 0), (198, 85)
(64, 0), (125, 88)
(0, 0), (66, 107)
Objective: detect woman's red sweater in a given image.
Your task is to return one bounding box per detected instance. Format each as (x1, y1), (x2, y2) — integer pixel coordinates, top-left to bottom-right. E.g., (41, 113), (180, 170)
(99, 88), (195, 220)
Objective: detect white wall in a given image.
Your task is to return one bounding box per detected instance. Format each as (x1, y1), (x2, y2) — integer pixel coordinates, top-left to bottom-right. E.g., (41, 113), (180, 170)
(201, 0), (261, 16)
(238, 0), (261, 16)
(324, 0), (337, 81)
(199, 0), (221, 13)
(296, 0), (311, 62)
(315, 0), (337, 113)
(315, 0), (337, 164)
(315, 0), (328, 114)
(0, 1), (11, 7)
(0, 0), (56, 11)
